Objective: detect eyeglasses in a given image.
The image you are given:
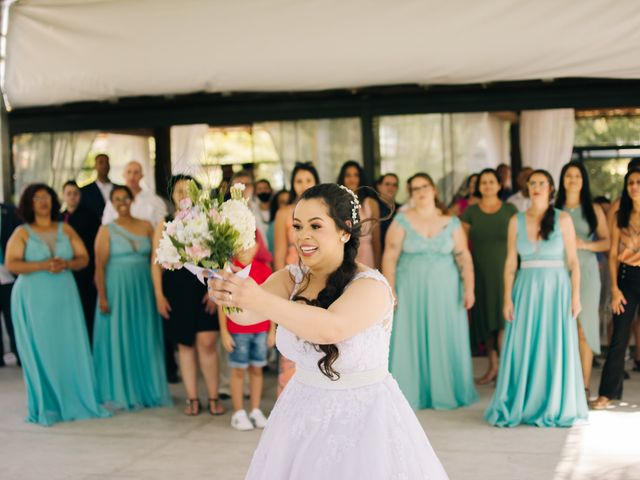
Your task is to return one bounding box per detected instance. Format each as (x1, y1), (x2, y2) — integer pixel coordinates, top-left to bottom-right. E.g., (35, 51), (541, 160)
(528, 180), (549, 188)
(33, 194), (51, 203)
(410, 184), (432, 193)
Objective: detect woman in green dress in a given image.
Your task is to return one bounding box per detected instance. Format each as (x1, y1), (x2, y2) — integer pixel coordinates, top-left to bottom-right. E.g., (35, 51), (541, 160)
(461, 168), (517, 384)
(556, 161), (610, 397)
(384, 173), (477, 409)
(93, 185), (172, 410)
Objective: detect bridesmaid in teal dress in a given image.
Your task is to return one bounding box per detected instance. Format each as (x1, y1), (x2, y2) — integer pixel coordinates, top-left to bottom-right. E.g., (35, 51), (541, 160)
(485, 170), (588, 427)
(6, 184), (109, 426)
(93, 185), (172, 410)
(383, 172), (478, 410)
(556, 162), (610, 397)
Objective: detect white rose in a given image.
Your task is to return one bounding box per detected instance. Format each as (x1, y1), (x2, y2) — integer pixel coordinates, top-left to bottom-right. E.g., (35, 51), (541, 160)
(220, 199), (256, 250)
(156, 233), (181, 265)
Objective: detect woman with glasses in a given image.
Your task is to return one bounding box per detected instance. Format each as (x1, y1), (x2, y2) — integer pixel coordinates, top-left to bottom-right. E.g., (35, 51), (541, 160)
(5, 183), (109, 425)
(555, 162), (610, 399)
(93, 185), (172, 410)
(383, 173), (477, 409)
(485, 170), (588, 427)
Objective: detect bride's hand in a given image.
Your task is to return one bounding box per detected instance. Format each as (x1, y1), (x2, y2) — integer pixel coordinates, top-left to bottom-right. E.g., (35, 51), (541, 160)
(208, 266), (260, 311)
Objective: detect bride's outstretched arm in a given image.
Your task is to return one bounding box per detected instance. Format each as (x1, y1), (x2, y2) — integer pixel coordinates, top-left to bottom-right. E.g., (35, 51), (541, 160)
(210, 270), (392, 344)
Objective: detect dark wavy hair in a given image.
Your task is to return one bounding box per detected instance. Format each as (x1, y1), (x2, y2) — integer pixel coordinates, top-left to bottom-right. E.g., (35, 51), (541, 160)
(17, 183), (61, 223)
(407, 172), (446, 212)
(110, 184), (133, 202)
(528, 169), (556, 240)
(269, 189), (288, 223)
(617, 167), (640, 229)
(291, 183), (363, 380)
(337, 160), (373, 200)
(555, 162), (597, 236)
(473, 168), (501, 199)
(288, 162), (320, 204)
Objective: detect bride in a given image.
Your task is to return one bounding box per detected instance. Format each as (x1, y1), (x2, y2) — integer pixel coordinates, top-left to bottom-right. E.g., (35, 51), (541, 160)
(209, 183), (448, 479)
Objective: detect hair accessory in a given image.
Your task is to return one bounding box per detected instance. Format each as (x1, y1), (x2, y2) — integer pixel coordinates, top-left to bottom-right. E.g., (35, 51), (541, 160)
(338, 185), (361, 224)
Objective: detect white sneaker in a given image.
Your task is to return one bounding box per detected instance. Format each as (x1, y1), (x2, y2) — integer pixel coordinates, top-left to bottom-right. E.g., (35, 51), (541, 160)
(231, 410), (254, 431)
(249, 408), (268, 429)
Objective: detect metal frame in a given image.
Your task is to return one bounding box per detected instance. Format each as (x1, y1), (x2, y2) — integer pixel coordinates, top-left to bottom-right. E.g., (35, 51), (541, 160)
(7, 78), (640, 198)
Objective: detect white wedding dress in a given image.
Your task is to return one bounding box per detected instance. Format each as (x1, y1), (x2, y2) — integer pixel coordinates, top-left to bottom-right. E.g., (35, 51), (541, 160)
(245, 266), (448, 480)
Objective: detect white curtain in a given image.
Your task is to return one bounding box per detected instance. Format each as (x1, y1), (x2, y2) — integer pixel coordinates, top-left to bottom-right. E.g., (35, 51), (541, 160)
(170, 124), (209, 175)
(12, 131), (98, 199)
(378, 115), (443, 203)
(520, 109), (575, 184)
(378, 113), (510, 203)
(260, 118), (362, 187)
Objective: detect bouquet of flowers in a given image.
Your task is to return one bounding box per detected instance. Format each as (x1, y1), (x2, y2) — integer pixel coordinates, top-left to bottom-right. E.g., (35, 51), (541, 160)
(155, 181), (256, 312)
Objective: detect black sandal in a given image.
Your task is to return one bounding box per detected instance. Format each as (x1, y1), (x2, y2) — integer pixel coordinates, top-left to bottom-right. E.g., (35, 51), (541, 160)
(208, 397), (225, 416)
(184, 398), (201, 416)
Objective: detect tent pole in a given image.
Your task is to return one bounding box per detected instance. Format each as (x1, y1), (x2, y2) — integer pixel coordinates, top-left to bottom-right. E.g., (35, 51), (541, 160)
(360, 106), (375, 186)
(154, 126), (171, 199)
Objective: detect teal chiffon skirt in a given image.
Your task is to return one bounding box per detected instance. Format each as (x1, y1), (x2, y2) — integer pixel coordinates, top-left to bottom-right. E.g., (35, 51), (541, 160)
(390, 254), (478, 409)
(11, 270), (110, 426)
(484, 266), (589, 427)
(93, 257), (172, 410)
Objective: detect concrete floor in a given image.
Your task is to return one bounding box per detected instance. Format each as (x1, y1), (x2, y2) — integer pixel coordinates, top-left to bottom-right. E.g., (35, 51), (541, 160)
(1, 359), (639, 480)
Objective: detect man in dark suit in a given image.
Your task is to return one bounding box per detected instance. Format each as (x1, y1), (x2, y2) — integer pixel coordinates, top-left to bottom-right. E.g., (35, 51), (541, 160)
(62, 180), (101, 343)
(79, 153), (115, 219)
(0, 202), (22, 366)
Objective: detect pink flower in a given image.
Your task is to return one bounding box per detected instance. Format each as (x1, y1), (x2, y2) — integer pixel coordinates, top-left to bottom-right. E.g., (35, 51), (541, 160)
(166, 222), (177, 235)
(185, 244), (211, 262)
(209, 208), (222, 223)
(179, 198), (193, 210)
(175, 209), (189, 221)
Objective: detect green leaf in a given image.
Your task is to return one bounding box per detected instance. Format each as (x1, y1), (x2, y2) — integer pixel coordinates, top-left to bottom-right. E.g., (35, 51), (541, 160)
(187, 180), (201, 204)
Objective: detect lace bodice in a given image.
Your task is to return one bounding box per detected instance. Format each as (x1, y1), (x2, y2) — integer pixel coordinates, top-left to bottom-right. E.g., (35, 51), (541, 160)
(275, 266), (394, 374)
(395, 213), (460, 257)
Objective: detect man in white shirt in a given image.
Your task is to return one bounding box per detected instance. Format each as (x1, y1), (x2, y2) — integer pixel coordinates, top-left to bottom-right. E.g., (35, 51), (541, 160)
(507, 166), (534, 212)
(102, 161), (168, 226)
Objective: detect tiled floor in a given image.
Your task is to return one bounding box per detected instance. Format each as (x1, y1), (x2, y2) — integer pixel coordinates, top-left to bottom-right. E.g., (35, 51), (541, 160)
(1, 359), (639, 480)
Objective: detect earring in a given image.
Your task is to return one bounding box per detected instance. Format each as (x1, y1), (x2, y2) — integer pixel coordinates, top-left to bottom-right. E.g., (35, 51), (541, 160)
(341, 235), (348, 243)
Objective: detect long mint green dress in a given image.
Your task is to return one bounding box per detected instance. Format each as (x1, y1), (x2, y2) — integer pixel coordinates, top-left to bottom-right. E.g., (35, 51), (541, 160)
(93, 223), (172, 410)
(485, 211), (588, 427)
(11, 223), (110, 426)
(564, 206), (601, 355)
(389, 213), (478, 409)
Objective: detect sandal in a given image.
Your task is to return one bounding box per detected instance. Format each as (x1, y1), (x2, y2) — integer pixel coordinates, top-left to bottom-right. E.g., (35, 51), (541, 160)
(184, 398), (201, 416)
(208, 397), (225, 416)
(590, 396), (611, 410)
(476, 371), (498, 385)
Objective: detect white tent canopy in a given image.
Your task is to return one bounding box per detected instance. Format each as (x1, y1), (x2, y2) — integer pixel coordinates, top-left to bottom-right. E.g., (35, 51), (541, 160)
(5, 0), (640, 109)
